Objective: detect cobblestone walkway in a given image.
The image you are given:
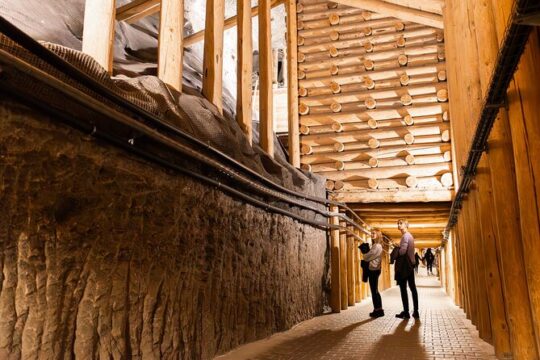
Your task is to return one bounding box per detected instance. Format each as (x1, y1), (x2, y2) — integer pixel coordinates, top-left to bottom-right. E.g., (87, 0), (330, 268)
(216, 274), (496, 360)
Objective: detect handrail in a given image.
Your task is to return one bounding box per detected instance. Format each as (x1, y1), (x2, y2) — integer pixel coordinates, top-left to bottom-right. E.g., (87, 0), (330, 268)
(444, 0), (539, 238)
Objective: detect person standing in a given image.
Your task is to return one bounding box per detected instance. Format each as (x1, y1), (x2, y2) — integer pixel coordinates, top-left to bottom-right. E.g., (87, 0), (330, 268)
(414, 252), (421, 274)
(394, 219), (419, 320)
(425, 248), (435, 276)
(363, 228), (384, 318)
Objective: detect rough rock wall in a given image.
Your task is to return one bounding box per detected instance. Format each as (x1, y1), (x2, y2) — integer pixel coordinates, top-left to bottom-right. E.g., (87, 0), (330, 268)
(0, 101), (329, 359)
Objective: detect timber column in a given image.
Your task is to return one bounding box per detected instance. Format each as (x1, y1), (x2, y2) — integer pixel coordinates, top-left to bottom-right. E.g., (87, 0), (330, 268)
(330, 206), (340, 312)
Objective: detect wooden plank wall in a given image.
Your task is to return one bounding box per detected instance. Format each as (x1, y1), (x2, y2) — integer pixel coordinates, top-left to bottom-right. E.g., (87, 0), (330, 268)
(442, 0), (540, 358)
(295, 0), (453, 203)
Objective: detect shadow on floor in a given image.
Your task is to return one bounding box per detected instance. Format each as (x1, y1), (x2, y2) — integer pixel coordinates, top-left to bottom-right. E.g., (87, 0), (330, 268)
(248, 318), (376, 360)
(365, 320), (428, 360)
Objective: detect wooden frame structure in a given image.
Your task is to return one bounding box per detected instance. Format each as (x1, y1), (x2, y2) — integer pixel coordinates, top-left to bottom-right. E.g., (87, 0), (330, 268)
(82, 0), (296, 160)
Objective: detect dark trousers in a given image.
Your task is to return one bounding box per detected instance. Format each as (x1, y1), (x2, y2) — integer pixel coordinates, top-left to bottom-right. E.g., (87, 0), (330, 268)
(427, 262), (433, 274)
(398, 272), (418, 313)
(368, 270), (382, 310)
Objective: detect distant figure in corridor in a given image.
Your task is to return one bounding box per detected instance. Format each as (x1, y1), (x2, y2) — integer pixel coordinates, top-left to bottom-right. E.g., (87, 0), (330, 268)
(414, 252), (421, 274)
(393, 219), (419, 320)
(424, 248), (435, 276)
(363, 228), (384, 318)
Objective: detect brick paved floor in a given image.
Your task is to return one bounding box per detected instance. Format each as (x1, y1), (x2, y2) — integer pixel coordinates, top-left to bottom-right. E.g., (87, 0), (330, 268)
(216, 273), (496, 360)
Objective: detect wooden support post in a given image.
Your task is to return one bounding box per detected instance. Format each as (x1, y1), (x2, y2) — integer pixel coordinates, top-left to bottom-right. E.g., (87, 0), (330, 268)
(440, 248), (445, 287)
(466, 191), (492, 342)
(445, 234), (455, 300)
(452, 232), (462, 307)
(157, 0), (184, 92)
(259, 0), (274, 157)
(347, 225), (355, 306)
(202, 0), (225, 112)
(354, 229), (361, 303)
(82, 0), (116, 73)
(451, 230), (462, 307)
(330, 206), (341, 313)
(237, 0), (253, 144)
(475, 157), (512, 358)
(340, 222), (348, 310)
(456, 220), (471, 317)
(286, 0), (300, 167)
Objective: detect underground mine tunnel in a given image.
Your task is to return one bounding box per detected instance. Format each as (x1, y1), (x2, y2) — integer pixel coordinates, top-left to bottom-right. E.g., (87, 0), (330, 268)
(0, 0), (540, 358)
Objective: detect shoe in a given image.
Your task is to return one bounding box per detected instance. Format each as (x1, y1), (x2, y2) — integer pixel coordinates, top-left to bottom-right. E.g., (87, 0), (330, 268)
(395, 311), (410, 319)
(369, 311), (376, 318)
(374, 309), (385, 318)
(412, 310), (420, 319)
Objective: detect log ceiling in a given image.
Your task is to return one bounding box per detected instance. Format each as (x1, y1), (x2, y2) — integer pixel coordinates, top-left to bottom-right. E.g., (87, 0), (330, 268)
(296, 0), (454, 204)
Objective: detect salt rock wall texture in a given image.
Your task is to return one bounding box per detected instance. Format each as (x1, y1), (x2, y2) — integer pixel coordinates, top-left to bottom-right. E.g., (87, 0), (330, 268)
(0, 101), (329, 359)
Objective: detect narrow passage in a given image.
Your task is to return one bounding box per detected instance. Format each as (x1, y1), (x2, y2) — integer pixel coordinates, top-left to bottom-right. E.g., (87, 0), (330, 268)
(217, 274), (496, 360)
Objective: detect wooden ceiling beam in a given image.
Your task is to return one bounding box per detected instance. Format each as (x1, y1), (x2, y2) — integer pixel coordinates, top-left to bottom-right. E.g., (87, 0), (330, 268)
(363, 219), (449, 225)
(389, 237), (443, 243)
(380, 0), (444, 15)
(360, 214), (450, 220)
(184, 0), (285, 47)
(117, 0), (286, 46)
(383, 229), (443, 236)
(361, 211), (449, 216)
(359, 212), (450, 218)
(351, 202), (451, 212)
(333, 189), (453, 203)
(368, 221), (447, 228)
(116, 0), (160, 23)
(331, 0), (444, 29)
(395, 241), (442, 248)
(364, 217), (448, 221)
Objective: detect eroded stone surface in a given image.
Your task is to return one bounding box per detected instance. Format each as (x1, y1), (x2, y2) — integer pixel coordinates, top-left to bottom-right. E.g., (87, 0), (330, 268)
(0, 101), (329, 359)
